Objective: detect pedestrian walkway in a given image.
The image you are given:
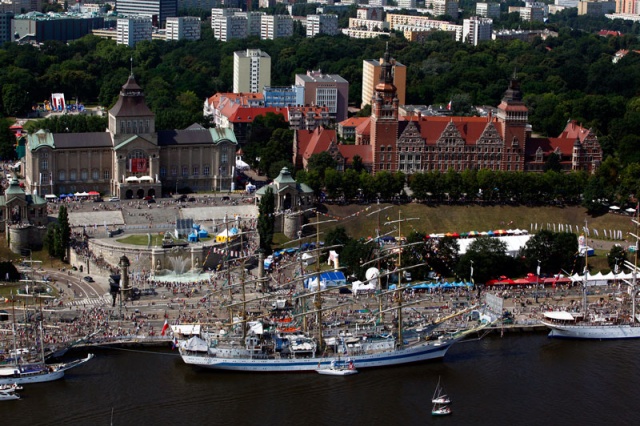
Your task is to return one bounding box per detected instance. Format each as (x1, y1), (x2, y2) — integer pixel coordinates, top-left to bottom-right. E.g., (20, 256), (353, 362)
(66, 294), (111, 307)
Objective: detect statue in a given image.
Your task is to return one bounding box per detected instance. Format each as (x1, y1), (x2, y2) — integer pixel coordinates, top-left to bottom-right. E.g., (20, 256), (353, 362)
(156, 259), (161, 271)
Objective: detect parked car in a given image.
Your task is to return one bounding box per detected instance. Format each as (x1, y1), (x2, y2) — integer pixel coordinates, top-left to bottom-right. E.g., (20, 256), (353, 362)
(83, 276), (94, 283)
(108, 197), (120, 202)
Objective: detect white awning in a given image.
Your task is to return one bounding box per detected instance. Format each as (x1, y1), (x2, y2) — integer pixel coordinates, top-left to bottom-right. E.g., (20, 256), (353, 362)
(544, 311), (575, 321)
(45, 194), (57, 199)
(125, 176), (139, 182)
(139, 176), (153, 181)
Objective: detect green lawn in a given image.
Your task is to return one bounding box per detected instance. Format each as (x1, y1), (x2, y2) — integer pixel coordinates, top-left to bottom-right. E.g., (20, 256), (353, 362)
(116, 234), (212, 246)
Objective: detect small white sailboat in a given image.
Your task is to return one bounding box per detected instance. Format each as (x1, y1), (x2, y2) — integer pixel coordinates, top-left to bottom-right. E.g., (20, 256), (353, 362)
(431, 377), (452, 416)
(316, 359), (359, 376)
(432, 376), (451, 404)
(0, 388), (20, 401)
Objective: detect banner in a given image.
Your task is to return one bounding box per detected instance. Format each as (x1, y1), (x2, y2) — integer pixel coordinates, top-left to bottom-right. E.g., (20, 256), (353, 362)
(129, 158), (148, 173)
(51, 93), (65, 111)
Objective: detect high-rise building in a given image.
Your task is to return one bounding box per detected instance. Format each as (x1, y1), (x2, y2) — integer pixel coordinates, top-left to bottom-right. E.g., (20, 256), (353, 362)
(260, 14), (293, 39)
(211, 12), (247, 41)
(295, 70), (349, 122)
(306, 14), (339, 37)
(233, 49), (271, 94)
(0, 12), (13, 44)
(116, 0), (178, 27)
(165, 16), (201, 40)
(433, 0), (459, 17)
(476, 2), (501, 18)
(117, 17), (153, 46)
(361, 57), (406, 108)
(462, 16), (493, 46)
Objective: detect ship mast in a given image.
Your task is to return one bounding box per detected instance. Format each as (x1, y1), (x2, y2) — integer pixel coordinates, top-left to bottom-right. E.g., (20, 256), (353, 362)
(384, 210), (418, 348)
(582, 219), (588, 316)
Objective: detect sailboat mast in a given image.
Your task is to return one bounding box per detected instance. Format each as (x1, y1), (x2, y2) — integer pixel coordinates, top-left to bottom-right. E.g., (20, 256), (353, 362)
(397, 210), (403, 348)
(582, 219), (588, 315)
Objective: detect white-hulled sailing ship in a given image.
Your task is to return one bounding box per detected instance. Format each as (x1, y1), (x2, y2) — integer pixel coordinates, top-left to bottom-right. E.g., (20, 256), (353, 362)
(174, 212), (489, 372)
(541, 220), (640, 339)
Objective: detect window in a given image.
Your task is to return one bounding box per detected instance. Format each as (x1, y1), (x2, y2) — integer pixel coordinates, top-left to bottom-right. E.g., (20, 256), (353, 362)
(160, 167), (167, 178)
(69, 170), (77, 181)
(193, 166), (199, 176)
(104, 170), (110, 180)
(41, 160), (48, 171)
(182, 166), (188, 177)
(203, 165), (210, 176)
(81, 169), (88, 181)
(59, 170), (66, 181)
(92, 169), (99, 180)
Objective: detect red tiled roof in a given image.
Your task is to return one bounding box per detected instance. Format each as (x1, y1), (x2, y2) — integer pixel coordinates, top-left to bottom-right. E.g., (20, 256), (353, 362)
(228, 106), (288, 123)
(412, 116), (502, 145)
(303, 127), (336, 160)
(207, 93), (264, 108)
(339, 117), (368, 128)
(355, 118), (371, 135)
(338, 144), (373, 164)
(557, 120), (591, 143)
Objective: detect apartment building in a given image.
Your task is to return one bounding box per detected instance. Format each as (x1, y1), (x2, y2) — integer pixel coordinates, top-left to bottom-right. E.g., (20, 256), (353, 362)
(476, 2), (501, 18)
(165, 16), (201, 40)
(306, 14), (339, 37)
(233, 49), (271, 94)
(117, 16), (152, 46)
(462, 16), (493, 46)
(260, 14), (293, 39)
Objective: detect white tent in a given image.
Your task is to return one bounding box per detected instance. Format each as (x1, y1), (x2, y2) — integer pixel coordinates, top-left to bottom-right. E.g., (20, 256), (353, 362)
(352, 280), (376, 295)
(125, 176), (139, 182)
(139, 176), (153, 182)
(236, 159), (250, 171)
(45, 194), (57, 199)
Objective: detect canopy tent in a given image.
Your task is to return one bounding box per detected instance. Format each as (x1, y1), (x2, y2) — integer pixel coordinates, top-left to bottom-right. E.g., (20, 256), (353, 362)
(215, 227), (239, 243)
(88, 191), (100, 196)
(170, 324), (201, 335)
(125, 176), (139, 182)
(139, 176), (153, 182)
(45, 194), (57, 199)
(304, 271), (346, 289)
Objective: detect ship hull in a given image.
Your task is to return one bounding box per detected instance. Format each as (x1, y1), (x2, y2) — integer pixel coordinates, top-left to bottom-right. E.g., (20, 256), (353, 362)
(0, 369), (65, 385)
(541, 321), (640, 339)
(180, 340), (453, 372)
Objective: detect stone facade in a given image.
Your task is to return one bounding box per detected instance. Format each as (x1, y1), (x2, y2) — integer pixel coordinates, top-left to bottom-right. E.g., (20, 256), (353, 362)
(24, 75), (237, 198)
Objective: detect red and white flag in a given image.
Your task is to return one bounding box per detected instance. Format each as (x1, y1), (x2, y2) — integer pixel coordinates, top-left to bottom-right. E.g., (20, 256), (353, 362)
(447, 100), (452, 110)
(161, 319), (169, 336)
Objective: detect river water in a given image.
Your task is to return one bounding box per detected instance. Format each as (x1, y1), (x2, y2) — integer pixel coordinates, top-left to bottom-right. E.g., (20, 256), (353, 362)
(5, 333), (639, 426)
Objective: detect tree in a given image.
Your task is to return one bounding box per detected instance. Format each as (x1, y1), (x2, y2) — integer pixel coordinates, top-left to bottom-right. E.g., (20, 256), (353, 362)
(456, 236), (516, 284)
(257, 187), (275, 254)
(607, 245), (627, 272)
(55, 205), (71, 261)
(306, 152), (337, 181)
(522, 230), (578, 276)
(0, 118), (17, 161)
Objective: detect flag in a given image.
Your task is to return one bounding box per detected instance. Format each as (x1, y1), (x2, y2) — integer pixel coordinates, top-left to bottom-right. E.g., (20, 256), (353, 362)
(161, 319), (169, 336)
(447, 100), (452, 110)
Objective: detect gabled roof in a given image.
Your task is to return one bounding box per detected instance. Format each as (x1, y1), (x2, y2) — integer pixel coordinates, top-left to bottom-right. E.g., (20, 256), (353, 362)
(411, 116), (502, 145)
(338, 117), (368, 128)
(355, 118), (371, 135)
(297, 127), (336, 161)
(338, 144), (373, 165)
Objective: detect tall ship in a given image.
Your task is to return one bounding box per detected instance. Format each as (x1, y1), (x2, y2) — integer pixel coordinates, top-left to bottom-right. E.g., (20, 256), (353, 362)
(541, 222), (640, 339)
(174, 212), (490, 372)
